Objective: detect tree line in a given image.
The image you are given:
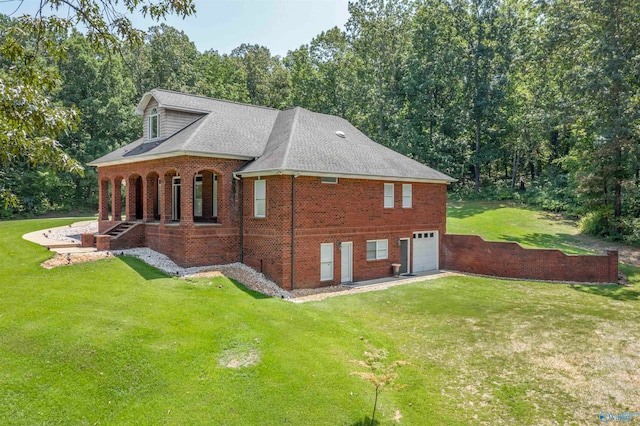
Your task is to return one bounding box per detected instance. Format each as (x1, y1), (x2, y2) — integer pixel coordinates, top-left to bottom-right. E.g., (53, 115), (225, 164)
(1, 0), (639, 243)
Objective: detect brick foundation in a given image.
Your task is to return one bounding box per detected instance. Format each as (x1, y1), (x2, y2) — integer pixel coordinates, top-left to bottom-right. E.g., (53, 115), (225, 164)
(441, 234), (618, 283)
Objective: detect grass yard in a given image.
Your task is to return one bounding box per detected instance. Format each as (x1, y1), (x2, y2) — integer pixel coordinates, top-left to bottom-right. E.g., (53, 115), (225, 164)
(1, 205), (639, 425)
(447, 201), (592, 254)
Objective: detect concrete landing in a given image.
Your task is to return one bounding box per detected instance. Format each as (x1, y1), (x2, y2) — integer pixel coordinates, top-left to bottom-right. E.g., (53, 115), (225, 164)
(22, 221), (98, 254)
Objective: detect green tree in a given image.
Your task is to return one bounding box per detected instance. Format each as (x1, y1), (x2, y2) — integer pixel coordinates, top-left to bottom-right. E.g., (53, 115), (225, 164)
(55, 33), (140, 207)
(0, 0), (195, 206)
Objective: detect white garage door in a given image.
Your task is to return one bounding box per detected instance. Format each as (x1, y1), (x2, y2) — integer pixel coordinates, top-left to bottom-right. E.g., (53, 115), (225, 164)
(413, 231), (439, 272)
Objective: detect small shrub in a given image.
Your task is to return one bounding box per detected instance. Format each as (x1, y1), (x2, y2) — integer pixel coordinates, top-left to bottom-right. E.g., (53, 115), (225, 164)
(351, 348), (409, 426)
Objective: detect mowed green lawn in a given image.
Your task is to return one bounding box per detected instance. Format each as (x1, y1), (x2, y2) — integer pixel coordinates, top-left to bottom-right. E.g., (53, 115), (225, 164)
(1, 205), (639, 425)
(447, 201), (592, 254)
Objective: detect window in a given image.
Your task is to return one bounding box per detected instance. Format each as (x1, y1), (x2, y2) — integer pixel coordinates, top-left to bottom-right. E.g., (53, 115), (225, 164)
(321, 176), (338, 184)
(149, 107), (159, 139)
(384, 183), (394, 208)
(254, 179), (266, 218)
(320, 243), (334, 281)
(194, 175), (203, 217)
(402, 184), (412, 208)
(366, 239), (388, 260)
(212, 174), (218, 217)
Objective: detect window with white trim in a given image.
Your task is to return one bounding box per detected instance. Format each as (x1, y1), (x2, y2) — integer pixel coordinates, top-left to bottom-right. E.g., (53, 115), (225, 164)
(366, 239), (388, 260)
(149, 107), (159, 139)
(320, 243), (334, 281)
(254, 179), (266, 218)
(402, 184), (412, 208)
(321, 176), (338, 184)
(384, 183), (394, 208)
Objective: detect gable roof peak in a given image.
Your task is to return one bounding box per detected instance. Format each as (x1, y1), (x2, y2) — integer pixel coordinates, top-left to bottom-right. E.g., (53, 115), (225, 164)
(135, 88), (279, 115)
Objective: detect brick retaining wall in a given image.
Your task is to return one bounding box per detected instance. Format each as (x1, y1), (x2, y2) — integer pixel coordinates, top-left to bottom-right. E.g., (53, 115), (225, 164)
(441, 234), (618, 283)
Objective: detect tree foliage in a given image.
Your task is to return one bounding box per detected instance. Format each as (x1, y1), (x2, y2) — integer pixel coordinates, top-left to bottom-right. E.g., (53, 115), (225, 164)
(2, 0), (639, 243)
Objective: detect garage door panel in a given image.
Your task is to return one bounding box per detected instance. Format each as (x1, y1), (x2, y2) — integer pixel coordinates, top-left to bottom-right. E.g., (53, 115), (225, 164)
(413, 231), (438, 272)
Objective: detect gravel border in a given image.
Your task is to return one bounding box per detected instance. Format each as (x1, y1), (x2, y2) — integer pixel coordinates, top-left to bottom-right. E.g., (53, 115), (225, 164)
(114, 248), (291, 299)
(46, 222), (98, 243)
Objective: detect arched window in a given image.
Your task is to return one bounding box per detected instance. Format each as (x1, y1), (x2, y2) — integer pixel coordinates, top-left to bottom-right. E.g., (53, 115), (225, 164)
(149, 107), (159, 139)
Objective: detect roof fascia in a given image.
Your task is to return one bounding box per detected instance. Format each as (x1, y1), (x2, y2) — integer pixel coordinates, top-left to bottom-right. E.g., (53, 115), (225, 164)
(236, 169), (457, 184)
(88, 151), (254, 167)
(135, 92), (211, 115)
(135, 92), (153, 115)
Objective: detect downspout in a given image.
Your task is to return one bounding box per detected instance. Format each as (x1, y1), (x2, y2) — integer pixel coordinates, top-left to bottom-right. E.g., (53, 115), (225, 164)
(233, 172), (243, 263)
(291, 174), (296, 291)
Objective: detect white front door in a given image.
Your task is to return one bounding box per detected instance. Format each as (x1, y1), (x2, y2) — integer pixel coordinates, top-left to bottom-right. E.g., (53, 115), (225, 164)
(341, 242), (353, 283)
(413, 231), (438, 272)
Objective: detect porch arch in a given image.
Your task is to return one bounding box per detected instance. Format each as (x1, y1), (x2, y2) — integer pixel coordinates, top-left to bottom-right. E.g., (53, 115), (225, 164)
(193, 169), (221, 223)
(145, 171), (161, 221)
(111, 175), (124, 221)
(127, 174), (143, 221)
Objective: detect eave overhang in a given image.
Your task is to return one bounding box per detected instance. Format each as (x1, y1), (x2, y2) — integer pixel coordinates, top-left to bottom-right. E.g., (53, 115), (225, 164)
(88, 150), (254, 168)
(235, 168), (458, 184)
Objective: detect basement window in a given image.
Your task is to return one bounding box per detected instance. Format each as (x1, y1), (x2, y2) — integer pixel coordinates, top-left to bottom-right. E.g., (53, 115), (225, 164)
(366, 239), (388, 261)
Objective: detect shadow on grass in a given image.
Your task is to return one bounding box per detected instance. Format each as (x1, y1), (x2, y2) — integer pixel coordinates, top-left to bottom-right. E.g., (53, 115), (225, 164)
(571, 284), (639, 301)
(118, 256), (168, 280)
(349, 416), (380, 426)
(497, 233), (592, 255)
(227, 278), (272, 300)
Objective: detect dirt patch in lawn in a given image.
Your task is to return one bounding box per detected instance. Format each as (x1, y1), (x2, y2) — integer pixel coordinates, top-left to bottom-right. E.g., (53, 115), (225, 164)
(572, 234), (640, 267)
(41, 252), (114, 269)
(218, 347), (260, 369)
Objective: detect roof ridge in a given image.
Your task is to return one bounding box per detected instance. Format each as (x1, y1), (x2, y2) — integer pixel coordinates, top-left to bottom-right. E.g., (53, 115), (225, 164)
(280, 107), (301, 169)
(152, 88), (280, 112)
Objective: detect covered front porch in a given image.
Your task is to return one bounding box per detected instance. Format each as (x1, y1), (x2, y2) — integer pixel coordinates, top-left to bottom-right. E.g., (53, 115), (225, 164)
(98, 168), (221, 231)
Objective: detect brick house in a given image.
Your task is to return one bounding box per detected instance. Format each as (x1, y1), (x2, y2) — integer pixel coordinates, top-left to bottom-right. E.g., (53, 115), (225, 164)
(89, 89), (455, 289)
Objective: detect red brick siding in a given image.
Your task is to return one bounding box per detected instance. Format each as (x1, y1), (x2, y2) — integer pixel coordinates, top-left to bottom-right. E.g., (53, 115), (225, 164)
(111, 223), (146, 250)
(441, 234), (619, 283)
(290, 177), (447, 288)
(242, 175), (293, 288)
(95, 235), (111, 251)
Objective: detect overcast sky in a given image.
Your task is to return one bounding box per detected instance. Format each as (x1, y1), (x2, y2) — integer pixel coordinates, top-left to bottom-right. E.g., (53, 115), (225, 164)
(1, 0), (351, 57)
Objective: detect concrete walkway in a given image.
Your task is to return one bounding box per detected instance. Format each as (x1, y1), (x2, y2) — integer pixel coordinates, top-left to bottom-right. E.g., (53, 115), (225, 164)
(22, 220), (98, 254)
(290, 270), (460, 303)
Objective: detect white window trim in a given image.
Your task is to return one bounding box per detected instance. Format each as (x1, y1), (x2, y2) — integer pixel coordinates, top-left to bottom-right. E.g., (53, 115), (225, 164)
(149, 107), (159, 140)
(254, 179), (266, 218)
(402, 184), (412, 208)
(366, 239), (388, 261)
(320, 243), (334, 281)
(384, 183), (394, 208)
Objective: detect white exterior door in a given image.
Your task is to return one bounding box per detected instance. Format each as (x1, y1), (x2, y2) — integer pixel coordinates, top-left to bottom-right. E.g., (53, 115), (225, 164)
(413, 231), (438, 272)
(341, 242), (353, 283)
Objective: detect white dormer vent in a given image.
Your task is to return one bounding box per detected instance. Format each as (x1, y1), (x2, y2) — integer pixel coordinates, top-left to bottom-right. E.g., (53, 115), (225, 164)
(335, 130), (346, 138)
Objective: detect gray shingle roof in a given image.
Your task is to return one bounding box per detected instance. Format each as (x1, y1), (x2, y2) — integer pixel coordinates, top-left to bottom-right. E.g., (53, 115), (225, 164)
(91, 90), (455, 183)
(239, 107), (454, 182)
